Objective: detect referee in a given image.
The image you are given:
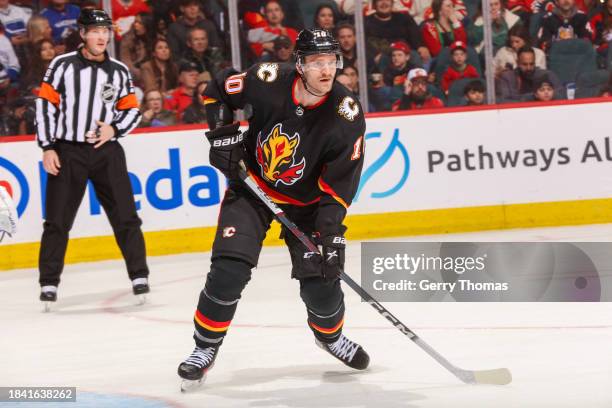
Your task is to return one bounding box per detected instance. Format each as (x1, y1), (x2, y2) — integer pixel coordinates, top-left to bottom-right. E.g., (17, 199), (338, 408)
(35, 9), (150, 307)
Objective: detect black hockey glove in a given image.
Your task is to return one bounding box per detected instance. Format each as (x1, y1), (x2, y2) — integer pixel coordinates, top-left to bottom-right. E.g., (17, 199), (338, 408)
(205, 122), (244, 179)
(320, 234), (346, 281)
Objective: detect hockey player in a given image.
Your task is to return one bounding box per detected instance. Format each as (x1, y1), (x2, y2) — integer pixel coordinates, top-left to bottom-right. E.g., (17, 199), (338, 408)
(177, 28), (369, 389)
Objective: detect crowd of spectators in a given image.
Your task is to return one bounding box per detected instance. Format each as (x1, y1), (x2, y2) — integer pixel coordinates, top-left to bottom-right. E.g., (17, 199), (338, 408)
(0, 0), (611, 136)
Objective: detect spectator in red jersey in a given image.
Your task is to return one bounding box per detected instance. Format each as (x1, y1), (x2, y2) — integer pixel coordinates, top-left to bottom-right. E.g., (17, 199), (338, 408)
(463, 79), (486, 105)
(422, 0), (467, 57)
(240, 0), (305, 31)
(313, 3), (337, 32)
(247, 0), (298, 59)
(164, 60), (201, 122)
(140, 38), (179, 94)
(392, 68), (445, 110)
(365, 0), (431, 64)
(589, 0), (611, 64)
(440, 41), (479, 93)
(335, 22), (357, 68)
(538, 0), (592, 52)
(111, 0), (150, 40)
(167, 0), (220, 59)
(383, 41), (419, 87)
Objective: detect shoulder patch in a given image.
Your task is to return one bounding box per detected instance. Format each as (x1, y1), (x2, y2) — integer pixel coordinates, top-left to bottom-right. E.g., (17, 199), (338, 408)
(337, 96), (360, 122)
(257, 63), (279, 83)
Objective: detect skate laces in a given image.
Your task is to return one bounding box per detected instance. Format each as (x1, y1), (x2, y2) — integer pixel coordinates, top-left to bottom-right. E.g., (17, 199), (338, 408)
(327, 335), (359, 362)
(184, 347), (216, 368)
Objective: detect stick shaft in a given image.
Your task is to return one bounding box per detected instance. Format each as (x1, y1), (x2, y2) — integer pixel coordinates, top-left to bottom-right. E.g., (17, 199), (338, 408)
(237, 163), (469, 381)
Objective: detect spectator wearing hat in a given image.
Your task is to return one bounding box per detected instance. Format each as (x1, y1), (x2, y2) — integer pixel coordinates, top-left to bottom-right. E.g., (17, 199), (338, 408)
(531, 75), (556, 101)
(335, 22), (357, 68)
(463, 80), (486, 105)
(164, 60), (201, 121)
(440, 41), (479, 93)
(538, 0), (592, 52)
(496, 46), (562, 101)
(365, 0), (431, 64)
(392, 67), (445, 110)
(261, 34), (294, 63)
(140, 38), (179, 94)
(138, 89), (177, 128)
(383, 41), (420, 87)
(167, 0), (220, 59)
(247, 0), (298, 59)
(182, 26), (224, 79)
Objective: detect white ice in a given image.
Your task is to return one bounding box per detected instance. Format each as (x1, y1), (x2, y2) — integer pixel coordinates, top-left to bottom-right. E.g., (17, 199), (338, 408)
(1, 224), (612, 408)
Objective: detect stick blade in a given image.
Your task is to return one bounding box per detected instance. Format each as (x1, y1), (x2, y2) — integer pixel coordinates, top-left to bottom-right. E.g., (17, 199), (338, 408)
(472, 368), (512, 385)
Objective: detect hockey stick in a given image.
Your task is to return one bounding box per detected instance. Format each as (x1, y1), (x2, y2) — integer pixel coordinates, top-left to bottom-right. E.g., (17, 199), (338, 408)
(237, 161), (512, 385)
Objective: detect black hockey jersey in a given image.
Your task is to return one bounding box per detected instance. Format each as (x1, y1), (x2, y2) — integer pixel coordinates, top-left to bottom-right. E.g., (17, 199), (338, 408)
(204, 63), (366, 236)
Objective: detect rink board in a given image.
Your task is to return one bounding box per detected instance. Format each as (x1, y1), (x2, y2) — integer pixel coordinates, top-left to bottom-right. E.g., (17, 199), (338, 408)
(1, 100), (611, 269)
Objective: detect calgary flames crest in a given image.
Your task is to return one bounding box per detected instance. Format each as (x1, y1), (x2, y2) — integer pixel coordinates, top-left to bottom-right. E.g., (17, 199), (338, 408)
(256, 124), (305, 186)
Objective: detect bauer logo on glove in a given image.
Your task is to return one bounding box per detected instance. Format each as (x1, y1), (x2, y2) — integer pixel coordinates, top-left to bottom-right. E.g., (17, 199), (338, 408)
(205, 122), (245, 179)
(212, 133), (244, 147)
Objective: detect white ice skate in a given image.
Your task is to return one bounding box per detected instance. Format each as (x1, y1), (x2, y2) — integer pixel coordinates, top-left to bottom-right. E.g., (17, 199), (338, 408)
(132, 278), (150, 305)
(40, 286), (57, 313)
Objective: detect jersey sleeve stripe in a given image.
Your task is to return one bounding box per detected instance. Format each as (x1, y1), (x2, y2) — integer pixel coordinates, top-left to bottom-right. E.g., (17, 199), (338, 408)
(116, 94), (138, 110)
(38, 82), (60, 107)
(317, 177), (349, 208)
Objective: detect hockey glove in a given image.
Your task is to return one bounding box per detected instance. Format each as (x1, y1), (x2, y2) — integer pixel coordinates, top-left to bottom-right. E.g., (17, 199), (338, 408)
(205, 122), (244, 179)
(320, 235), (346, 281)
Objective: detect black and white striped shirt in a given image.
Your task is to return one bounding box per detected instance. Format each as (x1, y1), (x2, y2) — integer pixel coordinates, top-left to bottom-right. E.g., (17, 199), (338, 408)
(36, 48), (141, 150)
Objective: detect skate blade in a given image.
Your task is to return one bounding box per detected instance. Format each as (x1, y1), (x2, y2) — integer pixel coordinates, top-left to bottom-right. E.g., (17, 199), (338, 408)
(42, 302), (52, 313)
(180, 377), (204, 393)
(136, 294), (147, 305)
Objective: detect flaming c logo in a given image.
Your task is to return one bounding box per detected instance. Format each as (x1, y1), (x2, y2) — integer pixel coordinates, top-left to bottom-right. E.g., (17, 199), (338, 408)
(256, 124), (305, 186)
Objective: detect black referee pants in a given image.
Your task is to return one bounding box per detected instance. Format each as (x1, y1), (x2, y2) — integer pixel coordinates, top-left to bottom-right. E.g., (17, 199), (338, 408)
(39, 141), (149, 287)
